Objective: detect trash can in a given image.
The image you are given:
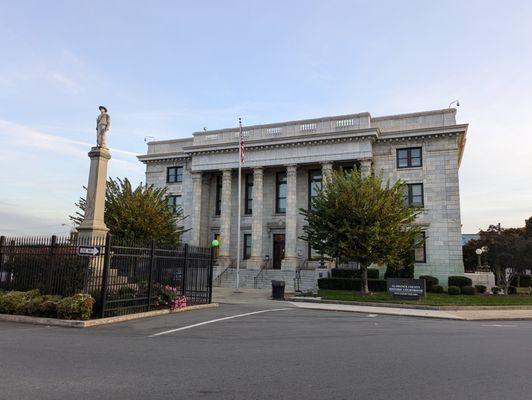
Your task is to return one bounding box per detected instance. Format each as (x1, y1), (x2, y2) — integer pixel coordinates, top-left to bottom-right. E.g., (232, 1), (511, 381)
(271, 280), (286, 300)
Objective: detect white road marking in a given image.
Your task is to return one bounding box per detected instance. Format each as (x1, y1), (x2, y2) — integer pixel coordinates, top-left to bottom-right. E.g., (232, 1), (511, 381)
(367, 314), (378, 317)
(481, 324), (517, 328)
(148, 308), (292, 337)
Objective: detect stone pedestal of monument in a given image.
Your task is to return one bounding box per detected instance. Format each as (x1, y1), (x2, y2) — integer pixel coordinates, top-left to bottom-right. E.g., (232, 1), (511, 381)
(77, 146), (111, 242)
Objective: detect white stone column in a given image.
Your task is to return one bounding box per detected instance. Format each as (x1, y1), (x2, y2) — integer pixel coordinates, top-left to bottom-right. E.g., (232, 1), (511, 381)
(190, 172), (203, 246)
(360, 159), (372, 178)
(77, 147), (111, 242)
(218, 169), (233, 266)
(321, 162), (333, 188)
(282, 165), (298, 270)
(249, 167), (263, 269)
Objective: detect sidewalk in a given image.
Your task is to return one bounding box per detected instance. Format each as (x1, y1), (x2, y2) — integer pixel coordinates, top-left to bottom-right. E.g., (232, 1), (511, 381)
(289, 300), (532, 320)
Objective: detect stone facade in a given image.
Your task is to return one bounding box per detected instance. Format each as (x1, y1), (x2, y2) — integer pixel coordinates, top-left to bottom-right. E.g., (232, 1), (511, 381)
(138, 109), (468, 286)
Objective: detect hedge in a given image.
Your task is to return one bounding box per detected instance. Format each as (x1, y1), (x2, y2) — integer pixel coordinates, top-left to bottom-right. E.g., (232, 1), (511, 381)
(474, 285), (487, 294)
(0, 290), (95, 320)
(448, 276), (472, 288)
(511, 275), (532, 287)
(419, 276), (439, 292)
(431, 285), (444, 294)
(507, 286), (518, 295)
(330, 269), (380, 279)
(318, 278), (387, 292)
(448, 285), (461, 295)
(461, 286), (476, 295)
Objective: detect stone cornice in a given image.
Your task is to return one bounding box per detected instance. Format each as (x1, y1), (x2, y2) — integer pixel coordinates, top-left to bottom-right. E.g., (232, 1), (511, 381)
(376, 124), (468, 142)
(137, 153), (189, 164)
(183, 128), (379, 155)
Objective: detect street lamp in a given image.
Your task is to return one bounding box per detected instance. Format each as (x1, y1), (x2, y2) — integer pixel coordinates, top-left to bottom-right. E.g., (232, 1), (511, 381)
(475, 248), (483, 268)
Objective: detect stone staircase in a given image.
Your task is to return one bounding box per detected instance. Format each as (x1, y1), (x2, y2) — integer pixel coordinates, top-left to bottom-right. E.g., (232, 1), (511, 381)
(214, 267), (319, 292)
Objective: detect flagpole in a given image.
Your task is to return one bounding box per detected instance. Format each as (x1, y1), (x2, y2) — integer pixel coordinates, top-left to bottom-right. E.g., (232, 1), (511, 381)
(236, 117), (242, 292)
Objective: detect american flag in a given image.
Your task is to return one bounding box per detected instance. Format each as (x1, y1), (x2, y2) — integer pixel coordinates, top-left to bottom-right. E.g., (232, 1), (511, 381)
(239, 118), (245, 163)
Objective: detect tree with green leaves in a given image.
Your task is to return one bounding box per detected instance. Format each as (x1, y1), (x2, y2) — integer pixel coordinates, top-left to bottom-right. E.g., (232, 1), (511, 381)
(70, 178), (187, 244)
(300, 170), (424, 294)
(463, 218), (532, 292)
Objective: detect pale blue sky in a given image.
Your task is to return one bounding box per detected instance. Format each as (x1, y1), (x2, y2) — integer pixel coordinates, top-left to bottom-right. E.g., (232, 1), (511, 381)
(1, 0), (531, 235)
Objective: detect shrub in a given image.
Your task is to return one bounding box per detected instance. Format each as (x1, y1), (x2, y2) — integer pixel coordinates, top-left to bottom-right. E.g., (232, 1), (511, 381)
(37, 296), (62, 318)
(461, 286), (476, 295)
(318, 278), (387, 292)
(57, 294), (96, 320)
(431, 285), (444, 293)
(475, 285), (487, 294)
(419, 276), (439, 292)
(384, 265), (414, 279)
(448, 276), (472, 288)
(511, 275), (532, 287)
(492, 286), (502, 294)
(507, 286), (518, 295)
(331, 268), (380, 279)
(448, 286), (461, 295)
(0, 290), (40, 314)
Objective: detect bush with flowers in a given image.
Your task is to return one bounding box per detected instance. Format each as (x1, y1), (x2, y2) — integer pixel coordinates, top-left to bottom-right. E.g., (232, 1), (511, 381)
(156, 285), (187, 309)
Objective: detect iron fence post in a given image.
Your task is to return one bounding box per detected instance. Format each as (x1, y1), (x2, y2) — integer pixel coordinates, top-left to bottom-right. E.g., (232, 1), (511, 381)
(182, 243), (188, 297)
(147, 240), (156, 311)
(208, 246), (214, 303)
(47, 235), (57, 294)
(0, 236), (5, 288)
(99, 234), (112, 318)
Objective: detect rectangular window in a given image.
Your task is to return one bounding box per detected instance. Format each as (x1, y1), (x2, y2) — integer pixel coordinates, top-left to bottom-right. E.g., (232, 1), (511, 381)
(308, 170), (323, 210)
(167, 195), (182, 214)
(397, 147), (422, 169)
(308, 244), (321, 260)
(245, 173), (253, 215)
(243, 234), (252, 260)
(276, 172), (287, 214)
(167, 166), (183, 183)
(405, 183), (424, 207)
(414, 232), (426, 263)
(215, 175), (222, 216)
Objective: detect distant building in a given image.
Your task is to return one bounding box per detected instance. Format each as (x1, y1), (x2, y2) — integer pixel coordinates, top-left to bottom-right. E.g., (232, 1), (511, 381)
(462, 234), (480, 246)
(138, 108), (468, 288)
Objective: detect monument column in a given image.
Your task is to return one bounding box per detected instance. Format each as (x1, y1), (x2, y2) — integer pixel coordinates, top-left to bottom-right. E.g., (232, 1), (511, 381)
(77, 147), (111, 242)
(282, 165), (298, 270)
(218, 169), (233, 267)
(77, 106), (112, 243)
(249, 167), (263, 269)
(190, 172), (203, 246)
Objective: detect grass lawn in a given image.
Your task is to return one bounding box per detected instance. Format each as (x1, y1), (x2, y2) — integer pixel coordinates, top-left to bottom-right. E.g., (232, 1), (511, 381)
(318, 290), (532, 306)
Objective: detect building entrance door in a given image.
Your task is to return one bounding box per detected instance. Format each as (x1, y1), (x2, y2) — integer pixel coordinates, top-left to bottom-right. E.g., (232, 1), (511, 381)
(272, 234), (285, 270)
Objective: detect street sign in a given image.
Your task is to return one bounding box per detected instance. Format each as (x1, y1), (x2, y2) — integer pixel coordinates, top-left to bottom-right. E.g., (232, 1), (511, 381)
(77, 246), (100, 257)
(387, 278), (426, 300)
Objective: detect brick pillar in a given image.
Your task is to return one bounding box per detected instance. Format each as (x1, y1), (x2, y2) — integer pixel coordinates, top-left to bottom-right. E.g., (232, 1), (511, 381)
(218, 169), (233, 267)
(282, 165), (298, 270)
(360, 159), (372, 178)
(249, 167), (263, 269)
(190, 172), (203, 246)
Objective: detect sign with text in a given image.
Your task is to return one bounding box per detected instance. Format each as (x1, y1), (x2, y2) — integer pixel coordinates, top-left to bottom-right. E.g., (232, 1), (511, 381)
(77, 246), (100, 257)
(387, 278), (426, 300)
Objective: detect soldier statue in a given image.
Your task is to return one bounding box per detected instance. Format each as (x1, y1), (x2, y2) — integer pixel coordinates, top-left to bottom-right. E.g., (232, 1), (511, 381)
(96, 106), (111, 148)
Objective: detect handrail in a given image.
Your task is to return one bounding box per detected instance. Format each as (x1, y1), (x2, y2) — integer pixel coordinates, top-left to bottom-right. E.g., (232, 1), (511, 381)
(215, 261), (234, 286)
(253, 259), (271, 288)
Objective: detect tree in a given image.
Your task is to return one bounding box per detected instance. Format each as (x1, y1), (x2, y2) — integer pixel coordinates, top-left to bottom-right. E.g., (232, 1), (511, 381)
(464, 219), (532, 293)
(301, 170), (423, 294)
(70, 178), (187, 244)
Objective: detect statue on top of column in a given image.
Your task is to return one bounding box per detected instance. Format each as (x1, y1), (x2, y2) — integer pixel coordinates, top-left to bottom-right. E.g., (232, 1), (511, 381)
(96, 106), (111, 148)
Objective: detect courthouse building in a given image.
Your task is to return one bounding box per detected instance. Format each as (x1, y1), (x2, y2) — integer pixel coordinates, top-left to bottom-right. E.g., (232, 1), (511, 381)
(138, 108), (468, 288)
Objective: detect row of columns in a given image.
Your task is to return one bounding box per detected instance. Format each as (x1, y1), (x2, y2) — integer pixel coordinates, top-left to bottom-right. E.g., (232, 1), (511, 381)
(191, 159), (372, 269)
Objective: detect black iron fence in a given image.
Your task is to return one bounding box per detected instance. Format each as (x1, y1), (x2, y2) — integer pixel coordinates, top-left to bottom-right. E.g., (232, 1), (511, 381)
(0, 235), (213, 318)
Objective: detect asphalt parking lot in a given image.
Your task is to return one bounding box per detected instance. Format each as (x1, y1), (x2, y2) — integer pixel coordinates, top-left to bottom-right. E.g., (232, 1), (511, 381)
(1, 302), (532, 400)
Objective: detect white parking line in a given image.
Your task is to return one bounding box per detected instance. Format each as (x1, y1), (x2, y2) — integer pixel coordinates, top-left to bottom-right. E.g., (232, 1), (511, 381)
(481, 324), (517, 328)
(148, 308), (292, 337)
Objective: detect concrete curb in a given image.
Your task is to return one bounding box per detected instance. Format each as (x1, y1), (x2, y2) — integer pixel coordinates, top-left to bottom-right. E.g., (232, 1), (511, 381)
(289, 297), (532, 311)
(0, 303), (219, 328)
